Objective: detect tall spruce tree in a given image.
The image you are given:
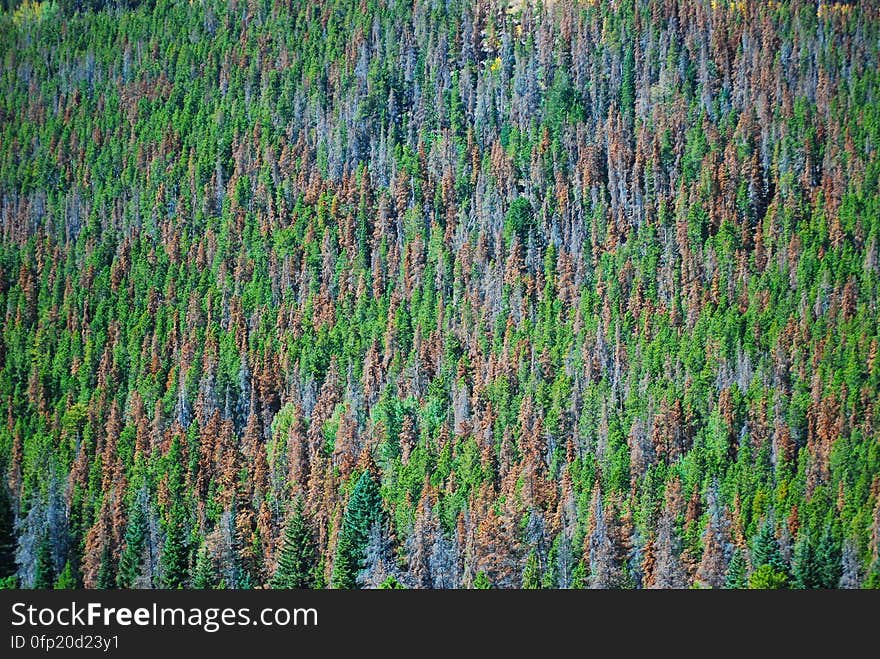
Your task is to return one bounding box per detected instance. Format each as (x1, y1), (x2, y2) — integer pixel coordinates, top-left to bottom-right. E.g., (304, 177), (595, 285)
(271, 499), (318, 589)
(792, 533), (818, 589)
(161, 437), (189, 588)
(192, 545), (218, 589)
(725, 549), (748, 589)
(0, 483), (15, 580)
(117, 492), (149, 588)
(33, 535), (55, 589)
(750, 520), (789, 588)
(54, 561), (77, 589)
(815, 527), (842, 589)
(332, 470), (383, 589)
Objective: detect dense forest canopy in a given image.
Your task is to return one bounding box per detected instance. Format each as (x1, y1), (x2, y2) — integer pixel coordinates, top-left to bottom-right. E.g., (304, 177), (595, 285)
(0, 0), (879, 589)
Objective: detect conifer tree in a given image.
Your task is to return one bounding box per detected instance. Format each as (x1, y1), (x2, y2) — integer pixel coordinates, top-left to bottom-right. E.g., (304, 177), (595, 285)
(0, 484), (15, 581)
(752, 520), (788, 576)
(117, 493), (150, 588)
(271, 499), (318, 589)
(33, 535), (55, 589)
(815, 527), (842, 589)
(332, 470), (383, 589)
(161, 438), (190, 589)
(792, 533), (818, 589)
(522, 550), (541, 589)
(473, 572), (492, 589)
(750, 520), (789, 588)
(54, 561), (77, 589)
(192, 545), (218, 589)
(724, 549), (747, 589)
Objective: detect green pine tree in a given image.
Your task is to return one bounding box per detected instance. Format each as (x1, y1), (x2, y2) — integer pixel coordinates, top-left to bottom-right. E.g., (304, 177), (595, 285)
(752, 520), (788, 577)
(161, 438), (189, 588)
(0, 483), (16, 580)
(725, 548), (748, 589)
(117, 495), (149, 588)
(792, 533), (818, 589)
(271, 499), (318, 589)
(332, 470), (383, 589)
(541, 537), (561, 589)
(522, 550), (541, 589)
(96, 543), (115, 589)
(33, 535), (55, 589)
(748, 564), (788, 589)
(815, 527), (842, 589)
(749, 520), (788, 589)
(473, 571), (492, 589)
(192, 544), (217, 589)
(379, 575), (405, 589)
(54, 560), (77, 589)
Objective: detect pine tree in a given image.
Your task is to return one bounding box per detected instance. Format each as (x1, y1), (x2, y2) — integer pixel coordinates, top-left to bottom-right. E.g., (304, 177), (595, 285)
(866, 560), (880, 589)
(815, 527), (841, 589)
(332, 470), (383, 589)
(473, 571), (492, 589)
(331, 532), (357, 590)
(695, 486), (731, 589)
(792, 532), (818, 589)
(586, 487), (629, 588)
(271, 499), (318, 589)
(752, 520), (788, 576)
(0, 483), (16, 580)
(161, 509), (189, 589)
(748, 564), (788, 589)
(522, 550), (541, 589)
(651, 508), (688, 588)
(192, 545), (217, 589)
(117, 493), (149, 588)
(379, 575), (405, 589)
(161, 437), (190, 588)
(725, 549), (747, 589)
(750, 520), (789, 588)
(33, 535), (55, 589)
(54, 561), (77, 589)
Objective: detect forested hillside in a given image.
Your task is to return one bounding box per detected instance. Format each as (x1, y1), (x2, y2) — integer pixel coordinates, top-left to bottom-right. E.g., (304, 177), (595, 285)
(1, 0), (879, 589)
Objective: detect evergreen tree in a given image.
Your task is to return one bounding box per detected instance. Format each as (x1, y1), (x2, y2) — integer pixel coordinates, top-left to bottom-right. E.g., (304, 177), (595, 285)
(750, 520), (788, 589)
(271, 499), (318, 589)
(33, 535), (55, 589)
(752, 520), (788, 577)
(332, 470), (383, 589)
(54, 561), (77, 589)
(792, 533), (818, 589)
(748, 564), (788, 590)
(192, 545), (217, 589)
(96, 544), (115, 589)
(838, 539), (862, 589)
(725, 549), (747, 589)
(0, 0), (879, 593)
(522, 550), (541, 589)
(473, 572), (492, 589)
(866, 561), (880, 589)
(815, 527), (842, 589)
(379, 575), (405, 589)
(117, 493), (149, 588)
(161, 438), (190, 588)
(0, 484), (16, 580)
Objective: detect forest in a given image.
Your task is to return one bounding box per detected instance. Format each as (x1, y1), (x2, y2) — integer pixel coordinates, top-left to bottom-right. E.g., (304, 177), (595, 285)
(0, 0), (879, 589)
